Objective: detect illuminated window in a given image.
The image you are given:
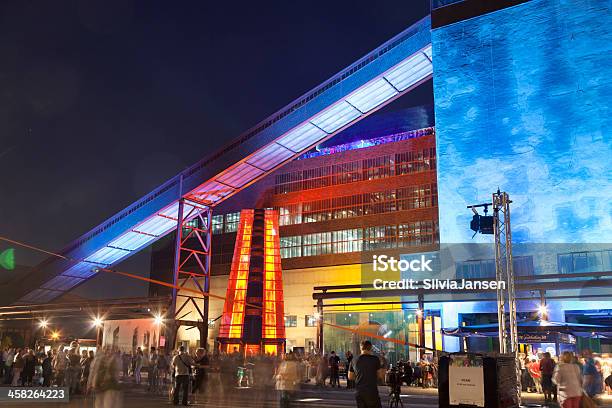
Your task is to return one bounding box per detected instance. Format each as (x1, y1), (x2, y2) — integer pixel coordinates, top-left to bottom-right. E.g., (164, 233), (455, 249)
(224, 212), (241, 233)
(303, 232), (333, 256)
(364, 226), (397, 250)
(305, 315), (317, 327)
(212, 215), (224, 234)
(397, 221), (438, 247)
(332, 229), (363, 253)
(284, 315), (297, 327)
(280, 236), (301, 258)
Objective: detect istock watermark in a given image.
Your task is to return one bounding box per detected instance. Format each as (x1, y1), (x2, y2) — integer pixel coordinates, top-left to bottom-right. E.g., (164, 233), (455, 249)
(372, 255), (433, 272)
(370, 254), (505, 292)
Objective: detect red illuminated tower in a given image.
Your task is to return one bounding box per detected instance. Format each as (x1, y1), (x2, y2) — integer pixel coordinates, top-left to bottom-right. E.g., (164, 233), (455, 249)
(217, 209), (285, 355)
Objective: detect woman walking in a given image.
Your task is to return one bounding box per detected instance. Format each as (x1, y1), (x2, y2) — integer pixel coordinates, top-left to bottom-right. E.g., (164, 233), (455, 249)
(552, 351), (582, 408)
(276, 352), (300, 408)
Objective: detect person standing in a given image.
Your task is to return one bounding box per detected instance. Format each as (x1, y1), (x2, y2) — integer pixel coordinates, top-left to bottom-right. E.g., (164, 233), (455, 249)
(11, 349), (24, 386)
(134, 347), (143, 385)
(148, 347), (159, 392)
(329, 351), (340, 388)
(4, 348), (14, 384)
(529, 358), (542, 394)
(540, 352), (556, 403)
(276, 352), (300, 408)
(171, 346), (193, 406)
(53, 345), (68, 387)
(67, 345), (82, 394)
(552, 351), (583, 408)
(582, 350), (603, 399)
(23, 349), (37, 386)
(42, 351), (53, 387)
(348, 340), (385, 408)
(193, 348), (209, 401)
(346, 351), (354, 389)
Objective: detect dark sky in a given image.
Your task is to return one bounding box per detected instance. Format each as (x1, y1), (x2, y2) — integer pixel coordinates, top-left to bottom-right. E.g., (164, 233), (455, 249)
(0, 1), (432, 295)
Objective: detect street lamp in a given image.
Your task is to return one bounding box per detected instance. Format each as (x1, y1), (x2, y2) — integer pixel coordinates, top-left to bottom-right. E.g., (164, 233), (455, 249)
(154, 314), (163, 326)
(92, 316), (103, 348)
(93, 317), (103, 327)
(538, 304), (548, 320)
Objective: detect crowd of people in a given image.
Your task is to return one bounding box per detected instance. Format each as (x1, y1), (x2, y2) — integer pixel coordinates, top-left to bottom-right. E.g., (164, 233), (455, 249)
(0, 343), (95, 392)
(520, 350), (611, 407)
(2, 341), (610, 408)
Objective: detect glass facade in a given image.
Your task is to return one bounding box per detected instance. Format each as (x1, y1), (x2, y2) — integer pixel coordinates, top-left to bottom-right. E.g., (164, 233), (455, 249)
(276, 184), (437, 226)
(274, 147), (436, 194)
(322, 310), (443, 364)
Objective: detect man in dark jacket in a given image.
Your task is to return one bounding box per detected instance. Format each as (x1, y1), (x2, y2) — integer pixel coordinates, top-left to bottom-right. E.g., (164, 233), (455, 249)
(42, 351), (53, 387)
(348, 341), (385, 408)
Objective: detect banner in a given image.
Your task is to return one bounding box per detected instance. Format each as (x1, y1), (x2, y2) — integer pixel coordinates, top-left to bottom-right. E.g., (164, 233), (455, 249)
(449, 355), (485, 407)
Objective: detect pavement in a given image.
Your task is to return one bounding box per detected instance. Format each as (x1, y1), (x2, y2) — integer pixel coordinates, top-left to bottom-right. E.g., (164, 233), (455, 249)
(1, 382), (611, 407)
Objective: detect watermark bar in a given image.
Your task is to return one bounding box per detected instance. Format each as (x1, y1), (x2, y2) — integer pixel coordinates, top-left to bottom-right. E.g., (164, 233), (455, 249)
(0, 387), (69, 403)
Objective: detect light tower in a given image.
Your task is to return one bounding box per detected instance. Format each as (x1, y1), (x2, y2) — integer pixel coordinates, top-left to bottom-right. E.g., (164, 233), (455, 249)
(217, 209), (286, 355)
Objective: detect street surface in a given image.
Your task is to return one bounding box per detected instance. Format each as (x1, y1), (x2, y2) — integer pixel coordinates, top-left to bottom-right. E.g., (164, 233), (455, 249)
(1, 383), (611, 407)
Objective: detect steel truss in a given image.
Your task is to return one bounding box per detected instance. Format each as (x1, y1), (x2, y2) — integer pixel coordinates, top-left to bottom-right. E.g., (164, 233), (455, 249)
(166, 197), (212, 350)
(493, 190), (520, 401)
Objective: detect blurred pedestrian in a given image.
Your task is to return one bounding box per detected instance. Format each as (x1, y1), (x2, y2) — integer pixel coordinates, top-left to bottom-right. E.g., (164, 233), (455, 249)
(11, 349), (24, 386)
(88, 347), (122, 408)
(276, 352), (300, 408)
(329, 351), (340, 388)
(582, 350), (603, 399)
(171, 345), (193, 406)
(348, 340), (384, 408)
(42, 351), (53, 387)
(540, 352), (556, 403)
(552, 351), (582, 408)
(134, 347), (143, 385)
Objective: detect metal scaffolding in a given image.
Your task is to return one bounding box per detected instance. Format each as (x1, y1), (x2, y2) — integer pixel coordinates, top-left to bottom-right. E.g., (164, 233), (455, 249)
(492, 190), (517, 355)
(167, 196), (212, 351)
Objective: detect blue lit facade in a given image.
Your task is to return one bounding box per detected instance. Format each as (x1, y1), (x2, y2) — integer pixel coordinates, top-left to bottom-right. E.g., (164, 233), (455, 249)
(431, 0), (612, 352)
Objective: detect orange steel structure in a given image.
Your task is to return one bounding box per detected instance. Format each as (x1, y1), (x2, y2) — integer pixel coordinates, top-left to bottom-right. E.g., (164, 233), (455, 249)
(218, 209), (285, 355)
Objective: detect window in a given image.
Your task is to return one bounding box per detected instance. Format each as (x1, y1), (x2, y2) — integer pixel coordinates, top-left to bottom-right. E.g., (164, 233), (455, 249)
(224, 212), (240, 233)
(212, 215), (224, 234)
(280, 236), (302, 259)
(395, 148), (436, 175)
(557, 250), (612, 274)
(303, 232), (333, 256)
(305, 315), (317, 327)
(363, 155), (393, 180)
(456, 256), (534, 279)
(364, 226), (397, 250)
(332, 229), (363, 253)
(284, 315), (297, 327)
(277, 204), (302, 226)
(398, 221), (437, 247)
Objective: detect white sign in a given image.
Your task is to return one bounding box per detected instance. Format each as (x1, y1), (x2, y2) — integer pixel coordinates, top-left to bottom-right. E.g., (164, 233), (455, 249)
(449, 357), (485, 407)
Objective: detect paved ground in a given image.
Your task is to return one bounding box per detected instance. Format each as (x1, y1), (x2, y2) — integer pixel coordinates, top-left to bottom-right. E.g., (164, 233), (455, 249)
(2, 383), (611, 407)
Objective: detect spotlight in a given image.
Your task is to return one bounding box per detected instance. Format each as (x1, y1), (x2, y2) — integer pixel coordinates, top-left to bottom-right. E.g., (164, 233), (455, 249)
(537, 304), (548, 318)
(93, 317), (103, 327)
(51, 331), (60, 340)
(40, 319), (48, 329)
(154, 315), (163, 325)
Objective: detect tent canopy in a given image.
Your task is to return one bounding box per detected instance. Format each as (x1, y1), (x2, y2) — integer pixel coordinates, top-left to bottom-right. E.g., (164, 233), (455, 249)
(441, 319), (611, 339)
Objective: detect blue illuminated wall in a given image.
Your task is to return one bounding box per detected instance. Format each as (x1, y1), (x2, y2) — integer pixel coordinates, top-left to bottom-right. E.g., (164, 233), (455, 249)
(433, 0), (612, 244)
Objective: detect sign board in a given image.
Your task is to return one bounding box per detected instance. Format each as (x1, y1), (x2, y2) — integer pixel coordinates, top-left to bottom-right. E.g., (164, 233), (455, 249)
(449, 355), (485, 407)
(518, 332), (576, 344)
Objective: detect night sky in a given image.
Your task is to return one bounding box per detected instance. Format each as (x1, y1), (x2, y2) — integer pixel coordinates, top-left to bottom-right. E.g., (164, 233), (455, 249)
(0, 1), (432, 297)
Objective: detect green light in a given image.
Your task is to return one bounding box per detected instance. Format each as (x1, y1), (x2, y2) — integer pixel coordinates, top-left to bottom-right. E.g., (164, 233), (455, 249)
(0, 248), (15, 270)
